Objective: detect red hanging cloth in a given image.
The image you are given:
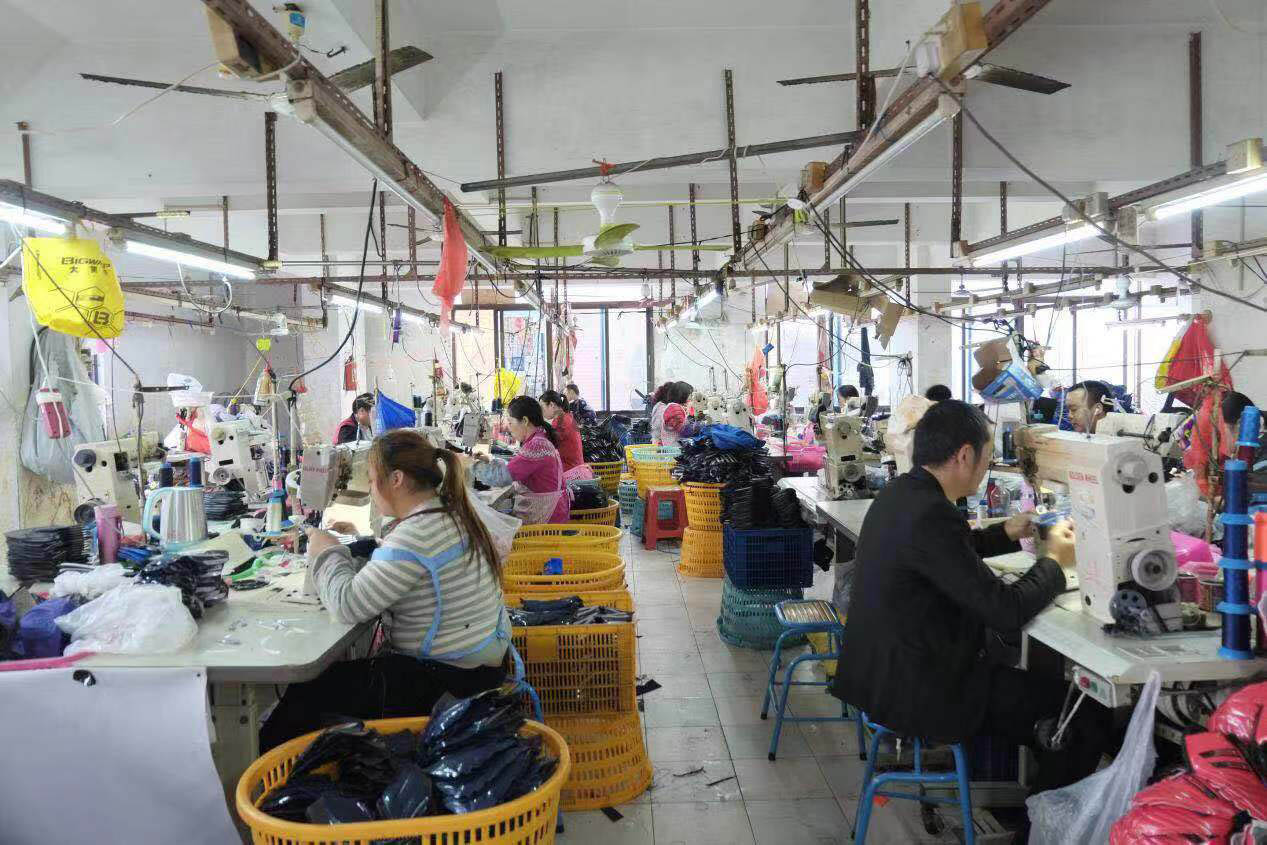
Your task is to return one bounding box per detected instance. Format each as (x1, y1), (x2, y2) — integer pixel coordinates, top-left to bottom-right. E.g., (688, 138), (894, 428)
(432, 199), (468, 330)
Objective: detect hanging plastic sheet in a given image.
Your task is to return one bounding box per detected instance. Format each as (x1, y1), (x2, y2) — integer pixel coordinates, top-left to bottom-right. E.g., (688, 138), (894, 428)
(22, 237), (124, 338)
(432, 200), (468, 331)
(374, 389), (417, 433)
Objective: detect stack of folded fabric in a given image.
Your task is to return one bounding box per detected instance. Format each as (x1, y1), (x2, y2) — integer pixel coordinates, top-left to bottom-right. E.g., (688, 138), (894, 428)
(507, 596), (633, 627)
(136, 550), (229, 619)
(5, 525), (91, 585)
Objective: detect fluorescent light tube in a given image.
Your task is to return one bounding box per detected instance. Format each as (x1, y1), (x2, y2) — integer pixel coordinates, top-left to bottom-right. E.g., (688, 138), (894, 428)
(0, 203), (67, 235)
(330, 293), (382, 313)
(1149, 171), (1267, 220)
(697, 288), (720, 308)
(820, 107), (948, 207)
(125, 240), (256, 279)
(402, 311), (431, 326)
(967, 224), (1099, 266)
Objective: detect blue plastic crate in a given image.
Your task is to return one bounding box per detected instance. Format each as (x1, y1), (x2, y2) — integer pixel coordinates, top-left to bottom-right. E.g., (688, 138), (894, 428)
(716, 576), (804, 650)
(723, 525), (814, 589)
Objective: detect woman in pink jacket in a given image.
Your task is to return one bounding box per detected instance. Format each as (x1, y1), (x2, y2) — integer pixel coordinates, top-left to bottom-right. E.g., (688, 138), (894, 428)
(476, 396), (570, 524)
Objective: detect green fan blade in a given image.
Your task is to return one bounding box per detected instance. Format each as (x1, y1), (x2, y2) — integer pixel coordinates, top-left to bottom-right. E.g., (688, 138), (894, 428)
(593, 223), (640, 249)
(488, 244), (584, 259)
(634, 243), (732, 251)
(589, 255), (624, 268)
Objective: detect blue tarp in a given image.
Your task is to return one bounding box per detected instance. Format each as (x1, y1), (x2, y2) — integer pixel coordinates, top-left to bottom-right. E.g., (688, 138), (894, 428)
(375, 389), (417, 433)
(683, 424), (763, 451)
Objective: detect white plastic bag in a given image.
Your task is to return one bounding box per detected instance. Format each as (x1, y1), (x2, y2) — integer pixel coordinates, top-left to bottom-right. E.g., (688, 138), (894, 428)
(887, 395), (935, 474)
(471, 489), (522, 562)
(1027, 671), (1161, 845)
(1166, 472), (1214, 538)
(49, 563), (129, 600)
(56, 584), (198, 656)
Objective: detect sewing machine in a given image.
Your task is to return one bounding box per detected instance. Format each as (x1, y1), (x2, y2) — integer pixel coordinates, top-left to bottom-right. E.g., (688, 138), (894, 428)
(206, 418), (274, 498)
(296, 440), (378, 530)
(71, 433), (162, 523)
(1014, 425), (1181, 632)
(694, 391), (755, 433)
(819, 413), (869, 499)
(1100, 411), (1190, 462)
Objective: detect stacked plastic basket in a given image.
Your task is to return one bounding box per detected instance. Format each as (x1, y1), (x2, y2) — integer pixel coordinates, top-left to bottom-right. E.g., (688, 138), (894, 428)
(618, 478), (641, 537)
(716, 525), (815, 648)
(679, 482), (725, 578)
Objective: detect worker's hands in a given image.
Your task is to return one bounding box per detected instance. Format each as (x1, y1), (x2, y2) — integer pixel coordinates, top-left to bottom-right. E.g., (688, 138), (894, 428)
(1045, 520), (1077, 569)
(304, 525), (339, 556)
(1003, 511), (1037, 541)
(326, 521), (358, 535)
(472, 451), (490, 463)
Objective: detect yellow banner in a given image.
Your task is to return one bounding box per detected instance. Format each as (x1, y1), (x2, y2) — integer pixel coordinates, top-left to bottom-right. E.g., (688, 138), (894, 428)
(21, 237), (124, 338)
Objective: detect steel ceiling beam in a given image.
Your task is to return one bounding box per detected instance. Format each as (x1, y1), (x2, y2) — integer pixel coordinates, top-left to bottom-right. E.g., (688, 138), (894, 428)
(264, 112), (279, 262)
(855, 0), (875, 130)
(1189, 32), (1203, 261)
(724, 69), (742, 255)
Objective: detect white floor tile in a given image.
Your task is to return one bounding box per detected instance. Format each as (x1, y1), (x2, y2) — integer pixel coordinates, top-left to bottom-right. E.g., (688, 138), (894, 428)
(639, 649), (706, 676)
(635, 604), (693, 622)
(646, 725), (729, 762)
(723, 721), (813, 760)
(652, 800), (756, 845)
(788, 690), (848, 719)
(733, 757), (833, 801)
(643, 695), (720, 728)
(745, 798), (849, 845)
(817, 754), (869, 801)
(706, 670), (772, 699)
(648, 760), (742, 804)
(638, 631), (692, 652)
(642, 672), (712, 698)
(712, 695), (771, 727)
(557, 804), (653, 845)
(799, 721), (864, 757)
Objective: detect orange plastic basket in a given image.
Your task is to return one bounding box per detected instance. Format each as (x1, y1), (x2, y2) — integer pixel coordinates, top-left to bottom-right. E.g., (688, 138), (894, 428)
(512, 524), (621, 554)
(568, 503), (619, 525)
(236, 716), (570, 845)
(683, 482), (725, 530)
(678, 526), (725, 578)
(549, 712), (653, 810)
(502, 551), (626, 594)
(587, 461), (623, 496)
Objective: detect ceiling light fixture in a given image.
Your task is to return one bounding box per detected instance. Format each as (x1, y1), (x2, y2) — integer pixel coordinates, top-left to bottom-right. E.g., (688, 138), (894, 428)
(1148, 171), (1267, 220)
(966, 224), (1099, 266)
(125, 240), (256, 279)
(0, 202), (68, 235)
(329, 293), (383, 313)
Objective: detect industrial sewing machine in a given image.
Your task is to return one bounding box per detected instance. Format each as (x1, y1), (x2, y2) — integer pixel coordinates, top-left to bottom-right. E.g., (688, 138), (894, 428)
(1015, 425), (1182, 632)
(693, 391), (755, 433)
(819, 413), (870, 499)
(1101, 411), (1190, 463)
(71, 433), (162, 523)
(296, 440), (379, 532)
(206, 418), (274, 498)
(447, 384), (486, 450)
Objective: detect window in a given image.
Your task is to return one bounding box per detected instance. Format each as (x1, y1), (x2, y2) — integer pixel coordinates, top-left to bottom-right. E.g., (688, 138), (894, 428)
(570, 311), (603, 409)
(607, 308), (648, 412)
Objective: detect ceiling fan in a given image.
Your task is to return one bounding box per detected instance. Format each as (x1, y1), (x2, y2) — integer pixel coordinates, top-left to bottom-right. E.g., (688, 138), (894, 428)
(487, 180), (733, 268)
(777, 63), (1069, 95)
(80, 46), (433, 113)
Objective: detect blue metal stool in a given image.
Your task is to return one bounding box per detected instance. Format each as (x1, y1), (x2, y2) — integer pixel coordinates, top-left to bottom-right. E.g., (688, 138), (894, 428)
(760, 599), (864, 761)
(853, 716), (974, 844)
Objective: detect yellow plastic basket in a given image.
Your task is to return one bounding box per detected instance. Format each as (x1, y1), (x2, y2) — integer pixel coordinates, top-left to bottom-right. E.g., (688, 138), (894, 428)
(512, 524), (621, 554)
(568, 503), (619, 525)
(623, 444), (641, 471)
(587, 461), (623, 496)
(631, 446), (680, 498)
(678, 526), (725, 578)
(683, 482), (725, 530)
(236, 716), (570, 845)
(502, 551), (626, 594)
(549, 712), (653, 810)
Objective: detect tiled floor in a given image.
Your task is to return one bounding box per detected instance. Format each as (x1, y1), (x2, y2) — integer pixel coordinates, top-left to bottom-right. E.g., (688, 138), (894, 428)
(556, 532), (966, 845)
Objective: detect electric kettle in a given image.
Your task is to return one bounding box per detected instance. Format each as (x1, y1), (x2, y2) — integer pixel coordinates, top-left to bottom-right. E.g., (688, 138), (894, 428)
(143, 486), (208, 550)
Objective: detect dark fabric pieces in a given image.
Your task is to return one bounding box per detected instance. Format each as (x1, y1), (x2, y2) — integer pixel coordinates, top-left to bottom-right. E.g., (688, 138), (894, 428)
(260, 652), (507, 752)
(830, 467), (1066, 744)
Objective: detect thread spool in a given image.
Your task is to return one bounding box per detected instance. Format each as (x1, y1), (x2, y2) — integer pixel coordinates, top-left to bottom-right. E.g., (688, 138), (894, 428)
(265, 490), (285, 533)
(1219, 458), (1253, 659)
(188, 456), (203, 488)
(158, 462), (174, 490)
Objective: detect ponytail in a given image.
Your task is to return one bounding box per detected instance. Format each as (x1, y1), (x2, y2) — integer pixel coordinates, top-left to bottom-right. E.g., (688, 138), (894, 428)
(369, 429), (501, 576)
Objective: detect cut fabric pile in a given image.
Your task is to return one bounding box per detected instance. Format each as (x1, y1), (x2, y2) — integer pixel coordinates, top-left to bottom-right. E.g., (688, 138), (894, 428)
(204, 490), (250, 521)
(257, 687), (557, 824)
(579, 417), (625, 463)
(507, 596), (633, 627)
(5, 525), (92, 584)
(1111, 680), (1267, 843)
(672, 424), (772, 485)
(568, 480), (609, 511)
(721, 478), (805, 531)
(135, 550), (229, 619)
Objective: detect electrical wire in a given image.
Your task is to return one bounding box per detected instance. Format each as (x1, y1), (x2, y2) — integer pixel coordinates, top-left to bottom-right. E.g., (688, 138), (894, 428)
(932, 75), (1267, 315)
(20, 62), (222, 135)
(287, 180), (379, 393)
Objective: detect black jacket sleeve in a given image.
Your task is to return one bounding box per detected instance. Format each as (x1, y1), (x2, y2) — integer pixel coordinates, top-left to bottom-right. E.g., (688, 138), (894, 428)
(972, 521), (1021, 558)
(909, 505), (1066, 632)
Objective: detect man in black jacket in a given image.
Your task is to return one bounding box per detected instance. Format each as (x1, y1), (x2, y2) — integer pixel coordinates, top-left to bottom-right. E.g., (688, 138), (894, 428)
(831, 400), (1107, 796)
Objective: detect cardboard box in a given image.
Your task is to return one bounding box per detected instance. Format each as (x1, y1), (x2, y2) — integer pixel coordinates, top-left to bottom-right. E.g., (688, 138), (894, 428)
(800, 161), (830, 195)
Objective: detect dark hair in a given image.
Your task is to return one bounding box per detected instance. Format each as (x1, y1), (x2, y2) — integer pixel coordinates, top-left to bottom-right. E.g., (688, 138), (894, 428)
(912, 400), (992, 468)
(539, 390), (568, 411)
(352, 395), (374, 414)
(837, 384), (860, 400)
(565, 383), (580, 395)
(369, 430), (499, 576)
(1069, 380), (1112, 408)
(651, 382), (675, 406)
(924, 384), (953, 402)
(670, 381), (693, 404)
(1222, 391), (1256, 426)
(507, 395), (558, 445)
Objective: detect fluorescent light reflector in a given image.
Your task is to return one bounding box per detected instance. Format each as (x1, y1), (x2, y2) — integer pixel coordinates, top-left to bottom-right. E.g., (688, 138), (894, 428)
(125, 240), (256, 279)
(968, 224), (1099, 266)
(330, 294), (382, 313)
(0, 203), (67, 234)
(1150, 172), (1267, 220)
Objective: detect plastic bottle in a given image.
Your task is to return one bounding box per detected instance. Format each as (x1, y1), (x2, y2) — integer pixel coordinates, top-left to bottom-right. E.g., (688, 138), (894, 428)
(986, 479), (1002, 518)
(976, 498), (989, 526)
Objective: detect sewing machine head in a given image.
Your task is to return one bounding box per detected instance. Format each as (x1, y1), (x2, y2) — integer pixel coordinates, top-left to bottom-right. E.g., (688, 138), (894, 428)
(1015, 425), (1180, 631)
(298, 440), (373, 513)
(821, 413), (868, 499)
(1100, 411), (1190, 462)
(71, 433), (162, 523)
(206, 418), (272, 497)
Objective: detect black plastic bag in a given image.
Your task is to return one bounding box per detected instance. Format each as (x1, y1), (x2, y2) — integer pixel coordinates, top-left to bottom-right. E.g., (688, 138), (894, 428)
(305, 792), (375, 824)
(376, 762), (434, 820)
(257, 774), (337, 822)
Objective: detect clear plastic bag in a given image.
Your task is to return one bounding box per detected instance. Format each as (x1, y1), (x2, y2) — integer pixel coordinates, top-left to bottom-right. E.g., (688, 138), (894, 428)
(1166, 472), (1213, 538)
(49, 563), (129, 600)
(56, 584), (197, 656)
(1027, 671), (1161, 845)
(470, 490), (522, 562)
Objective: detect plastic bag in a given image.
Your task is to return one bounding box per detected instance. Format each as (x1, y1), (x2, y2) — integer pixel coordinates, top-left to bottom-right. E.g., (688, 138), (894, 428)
(20, 328), (106, 485)
(22, 237), (124, 338)
(470, 491), (521, 562)
(1027, 670), (1160, 844)
(887, 395), (935, 475)
(1208, 681), (1267, 744)
(50, 563), (129, 600)
(56, 584), (197, 656)
(1166, 473), (1212, 538)
(374, 389), (417, 433)
(14, 596), (78, 658)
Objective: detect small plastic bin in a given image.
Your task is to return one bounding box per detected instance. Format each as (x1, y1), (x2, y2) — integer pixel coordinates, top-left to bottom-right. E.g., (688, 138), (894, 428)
(723, 525), (815, 589)
(502, 551), (625, 595)
(679, 526), (724, 578)
(587, 461), (623, 496)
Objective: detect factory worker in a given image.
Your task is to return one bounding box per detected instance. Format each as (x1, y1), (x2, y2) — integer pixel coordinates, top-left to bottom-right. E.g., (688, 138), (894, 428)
(1064, 380), (1115, 434)
(263, 429), (508, 750)
(650, 381), (694, 445)
(539, 389), (594, 483)
(564, 383), (597, 425)
(473, 396), (570, 524)
(334, 394), (374, 444)
(836, 384), (860, 411)
(831, 400), (1110, 813)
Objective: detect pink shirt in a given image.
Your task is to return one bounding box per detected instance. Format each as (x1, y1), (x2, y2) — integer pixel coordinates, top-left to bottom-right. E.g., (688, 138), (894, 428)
(507, 429), (570, 523)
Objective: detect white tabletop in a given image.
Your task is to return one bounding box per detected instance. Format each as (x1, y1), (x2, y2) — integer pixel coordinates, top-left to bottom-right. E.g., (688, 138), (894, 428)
(816, 498), (1267, 686)
(777, 476), (829, 525)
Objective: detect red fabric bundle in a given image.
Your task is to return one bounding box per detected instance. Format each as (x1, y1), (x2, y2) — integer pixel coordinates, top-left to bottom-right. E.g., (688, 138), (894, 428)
(431, 199), (468, 329)
(1110, 803), (1238, 844)
(1186, 732), (1267, 816)
(1210, 683), (1267, 746)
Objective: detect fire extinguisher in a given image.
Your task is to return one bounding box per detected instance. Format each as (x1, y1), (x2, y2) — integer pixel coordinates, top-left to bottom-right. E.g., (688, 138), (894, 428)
(343, 356), (357, 392)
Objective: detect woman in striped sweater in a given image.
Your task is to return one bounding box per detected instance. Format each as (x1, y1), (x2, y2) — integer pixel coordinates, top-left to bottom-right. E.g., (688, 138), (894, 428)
(260, 429), (509, 750)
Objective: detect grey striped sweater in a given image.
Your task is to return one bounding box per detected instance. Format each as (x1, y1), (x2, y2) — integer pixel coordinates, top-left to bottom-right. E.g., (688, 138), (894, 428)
(310, 506), (508, 669)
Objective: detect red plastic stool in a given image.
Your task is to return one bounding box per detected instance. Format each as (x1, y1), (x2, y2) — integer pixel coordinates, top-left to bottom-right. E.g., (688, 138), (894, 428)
(643, 486), (687, 550)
